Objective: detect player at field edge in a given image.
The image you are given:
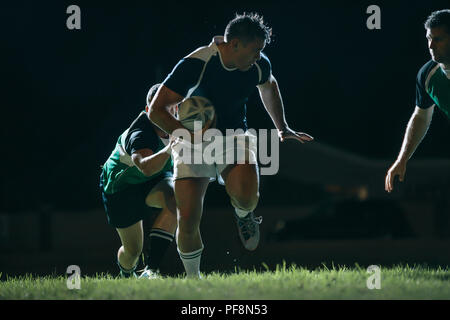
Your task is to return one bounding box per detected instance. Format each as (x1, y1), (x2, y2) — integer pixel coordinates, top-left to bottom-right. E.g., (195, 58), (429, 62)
(385, 9), (450, 193)
(99, 84), (177, 278)
(148, 12), (314, 278)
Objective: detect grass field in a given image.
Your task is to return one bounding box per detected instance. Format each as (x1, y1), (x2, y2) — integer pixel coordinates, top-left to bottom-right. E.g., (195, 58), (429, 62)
(1, 264), (449, 300)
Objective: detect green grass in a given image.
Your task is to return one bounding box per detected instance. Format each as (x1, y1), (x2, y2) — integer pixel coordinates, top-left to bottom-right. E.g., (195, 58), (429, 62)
(1, 264), (449, 300)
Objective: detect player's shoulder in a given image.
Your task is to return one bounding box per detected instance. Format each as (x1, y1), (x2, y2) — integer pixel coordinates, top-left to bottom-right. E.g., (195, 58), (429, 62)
(124, 112), (160, 154)
(255, 52), (272, 85)
(184, 38), (219, 62)
(126, 112), (155, 140)
(260, 51), (271, 63)
(417, 60), (438, 79)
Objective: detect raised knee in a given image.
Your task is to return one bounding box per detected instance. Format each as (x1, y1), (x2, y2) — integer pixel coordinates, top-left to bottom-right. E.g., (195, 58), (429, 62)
(231, 191), (259, 212)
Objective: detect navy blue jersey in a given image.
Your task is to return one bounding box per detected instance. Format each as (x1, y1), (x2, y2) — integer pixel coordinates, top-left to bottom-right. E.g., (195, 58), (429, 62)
(163, 36), (272, 132)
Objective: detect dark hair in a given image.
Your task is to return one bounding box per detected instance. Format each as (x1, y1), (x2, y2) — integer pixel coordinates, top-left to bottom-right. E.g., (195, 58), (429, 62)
(425, 9), (450, 32)
(146, 83), (161, 106)
(225, 12), (272, 45)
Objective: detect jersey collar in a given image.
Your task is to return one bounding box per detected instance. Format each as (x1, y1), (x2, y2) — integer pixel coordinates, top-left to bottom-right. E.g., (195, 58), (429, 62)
(440, 64), (450, 79)
(210, 36), (237, 71)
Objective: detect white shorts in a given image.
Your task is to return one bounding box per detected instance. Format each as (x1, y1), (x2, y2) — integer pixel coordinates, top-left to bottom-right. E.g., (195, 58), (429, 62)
(171, 131), (258, 185)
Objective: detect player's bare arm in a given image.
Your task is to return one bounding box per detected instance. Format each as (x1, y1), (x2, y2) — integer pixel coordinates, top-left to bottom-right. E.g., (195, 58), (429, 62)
(385, 105), (434, 192)
(257, 74), (314, 143)
(148, 85), (185, 135)
(148, 85), (215, 142)
(131, 144), (172, 177)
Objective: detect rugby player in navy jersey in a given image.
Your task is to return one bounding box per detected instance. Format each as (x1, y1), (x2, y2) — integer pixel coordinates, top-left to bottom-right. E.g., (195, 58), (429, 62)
(385, 10), (450, 193)
(149, 13), (313, 278)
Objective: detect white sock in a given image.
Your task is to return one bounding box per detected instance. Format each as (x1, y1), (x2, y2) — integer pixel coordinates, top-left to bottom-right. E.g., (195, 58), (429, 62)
(235, 207), (250, 218)
(178, 246), (203, 278)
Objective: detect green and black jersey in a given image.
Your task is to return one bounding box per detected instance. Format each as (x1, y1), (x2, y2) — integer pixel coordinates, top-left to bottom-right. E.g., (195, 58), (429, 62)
(101, 111), (172, 194)
(416, 60), (450, 118)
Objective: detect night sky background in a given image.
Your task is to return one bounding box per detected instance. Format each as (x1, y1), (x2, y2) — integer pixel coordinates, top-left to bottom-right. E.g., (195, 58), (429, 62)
(3, 0), (450, 212)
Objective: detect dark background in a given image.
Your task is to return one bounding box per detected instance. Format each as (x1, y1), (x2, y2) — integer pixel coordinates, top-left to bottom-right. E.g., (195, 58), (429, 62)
(1, 0), (450, 277)
(2, 0), (450, 211)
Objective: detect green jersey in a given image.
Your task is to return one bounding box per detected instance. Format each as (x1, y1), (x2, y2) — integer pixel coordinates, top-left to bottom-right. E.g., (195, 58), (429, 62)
(101, 112), (172, 194)
(416, 60), (450, 118)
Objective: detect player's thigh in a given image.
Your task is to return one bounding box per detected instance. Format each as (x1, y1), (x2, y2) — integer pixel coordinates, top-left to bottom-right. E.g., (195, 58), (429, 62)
(222, 163), (259, 197)
(145, 177), (174, 209)
(116, 220), (144, 255)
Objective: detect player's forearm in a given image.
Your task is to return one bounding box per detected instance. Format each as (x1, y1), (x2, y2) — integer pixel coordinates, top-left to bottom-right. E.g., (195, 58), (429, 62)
(148, 108), (183, 135)
(136, 146), (171, 177)
(396, 109), (432, 163)
(148, 85), (185, 135)
(258, 76), (288, 131)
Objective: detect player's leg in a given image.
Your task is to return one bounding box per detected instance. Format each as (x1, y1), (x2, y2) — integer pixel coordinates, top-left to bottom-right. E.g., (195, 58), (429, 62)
(145, 177), (177, 232)
(174, 177), (210, 278)
(170, 137), (215, 278)
(221, 163), (260, 212)
(101, 173), (145, 278)
(116, 221), (144, 278)
(221, 163), (262, 251)
(140, 178), (177, 277)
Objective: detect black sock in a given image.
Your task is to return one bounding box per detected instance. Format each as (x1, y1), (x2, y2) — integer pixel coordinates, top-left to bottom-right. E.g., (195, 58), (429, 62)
(145, 228), (174, 271)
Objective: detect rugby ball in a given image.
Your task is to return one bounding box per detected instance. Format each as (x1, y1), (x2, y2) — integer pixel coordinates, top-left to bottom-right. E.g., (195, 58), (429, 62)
(177, 96), (215, 131)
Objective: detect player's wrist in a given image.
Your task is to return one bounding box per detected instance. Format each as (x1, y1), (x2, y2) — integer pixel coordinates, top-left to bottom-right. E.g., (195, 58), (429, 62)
(395, 157), (408, 166)
(277, 123), (289, 133)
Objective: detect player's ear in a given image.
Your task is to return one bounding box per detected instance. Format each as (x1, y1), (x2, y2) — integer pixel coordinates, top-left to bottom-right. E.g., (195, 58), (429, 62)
(230, 38), (239, 51)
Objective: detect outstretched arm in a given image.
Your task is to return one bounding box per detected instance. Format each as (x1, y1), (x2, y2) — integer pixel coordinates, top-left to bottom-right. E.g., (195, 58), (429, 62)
(257, 74), (313, 143)
(385, 105), (434, 192)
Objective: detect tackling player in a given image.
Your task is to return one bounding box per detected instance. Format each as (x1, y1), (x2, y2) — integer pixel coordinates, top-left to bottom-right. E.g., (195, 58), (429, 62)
(100, 84), (177, 278)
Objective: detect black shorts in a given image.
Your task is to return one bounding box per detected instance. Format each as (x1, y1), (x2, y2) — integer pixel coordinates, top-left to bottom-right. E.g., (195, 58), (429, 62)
(99, 171), (173, 229)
